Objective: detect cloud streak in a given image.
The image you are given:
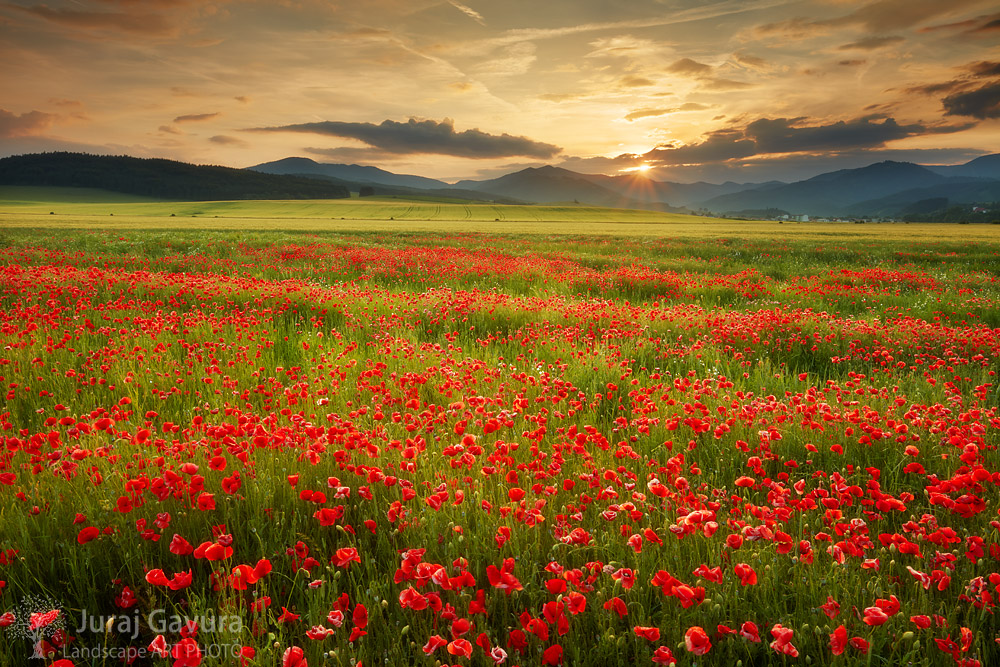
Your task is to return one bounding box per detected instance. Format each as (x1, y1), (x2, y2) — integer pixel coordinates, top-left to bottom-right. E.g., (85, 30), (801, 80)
(174, 112), (221, 123)
(246, 118), (562, 159)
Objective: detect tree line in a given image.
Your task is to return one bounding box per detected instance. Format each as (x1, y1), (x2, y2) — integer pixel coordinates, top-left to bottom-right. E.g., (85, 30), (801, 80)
(0, 153), (351, 201)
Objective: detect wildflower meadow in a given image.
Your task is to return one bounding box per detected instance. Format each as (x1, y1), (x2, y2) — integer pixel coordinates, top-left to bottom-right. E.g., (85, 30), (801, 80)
(0, 227), (997, 667)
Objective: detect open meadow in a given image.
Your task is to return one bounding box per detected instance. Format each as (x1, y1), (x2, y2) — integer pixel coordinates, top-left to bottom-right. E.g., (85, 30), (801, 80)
(0, 192), (999, 666)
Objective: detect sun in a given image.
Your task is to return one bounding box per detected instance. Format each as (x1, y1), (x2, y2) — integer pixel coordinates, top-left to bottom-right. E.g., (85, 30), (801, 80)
(620, 163), (653, 175)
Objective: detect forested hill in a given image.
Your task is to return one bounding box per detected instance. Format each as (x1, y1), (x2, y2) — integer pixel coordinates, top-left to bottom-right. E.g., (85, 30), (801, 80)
(0, 153), (351, 201)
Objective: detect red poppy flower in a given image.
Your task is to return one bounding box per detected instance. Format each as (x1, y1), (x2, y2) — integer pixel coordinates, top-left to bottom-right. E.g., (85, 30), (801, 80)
(603, 597), (627, 617)
(447, 639), (473, 658)
(171, 638), (202, 667)
(333, 547), (360, 568)
(830, 625), (847, 656)
(542, 644), (563, 665)
(282, 646), (307, 667)
(423, 635), (447, 654)
(77, 526), (99, 544)
(685, 627), (711, 655)
(353, 603), (368, 629)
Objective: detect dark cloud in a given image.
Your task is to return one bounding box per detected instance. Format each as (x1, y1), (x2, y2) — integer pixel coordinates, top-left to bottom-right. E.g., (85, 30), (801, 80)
(973, 16), (1000, 32)
(174, 112), (221, 123)
(0, 108), (56, 137)
(208, 135), (248, 147)
(837, 35), (904, 50)
(900, 59), (1000, 111)
(247, 118), (562, 159)
(968, 61), (1000, 77)
(905, 80), (969, 96)
(839, 59), (867, 67)
(666, 58), (713, 77)
(634, 116), (948, 167)
(234, 96), (250, 104)
(943, 83), (1000, 119)
(158, 125), (181, 135)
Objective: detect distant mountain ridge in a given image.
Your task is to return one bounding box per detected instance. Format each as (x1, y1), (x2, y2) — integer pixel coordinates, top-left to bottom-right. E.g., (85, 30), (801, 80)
(250, 157), (450, 190)
(252, 153), (1000, 217)
(698, 160), (999, 216)
(4, 151), (998, 218)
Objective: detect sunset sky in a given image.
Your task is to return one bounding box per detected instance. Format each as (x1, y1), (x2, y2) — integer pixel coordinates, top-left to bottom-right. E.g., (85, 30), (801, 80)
(2, 0), (998, 183)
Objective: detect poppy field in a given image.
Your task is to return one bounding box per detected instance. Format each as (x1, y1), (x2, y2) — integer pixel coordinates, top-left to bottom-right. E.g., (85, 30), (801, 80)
(0, 225), (998, 666)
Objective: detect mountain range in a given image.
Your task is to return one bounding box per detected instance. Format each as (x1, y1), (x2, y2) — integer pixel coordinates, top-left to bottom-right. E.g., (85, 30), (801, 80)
(251, 154), (1000, 218)
(2, 152), (998, 219)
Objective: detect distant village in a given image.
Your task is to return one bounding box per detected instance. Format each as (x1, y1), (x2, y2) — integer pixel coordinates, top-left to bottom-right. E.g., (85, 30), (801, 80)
(711, 201), (1000, 224)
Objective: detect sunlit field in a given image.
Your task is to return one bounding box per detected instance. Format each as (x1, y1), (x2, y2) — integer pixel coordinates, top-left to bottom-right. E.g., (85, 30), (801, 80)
(0, 206), (998, 666)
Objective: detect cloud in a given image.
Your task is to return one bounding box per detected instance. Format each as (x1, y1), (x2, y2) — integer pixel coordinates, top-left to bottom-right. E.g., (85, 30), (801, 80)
(943, 83), (1000, 119)
(839, 59), (867, 67)
(48, 98), (84, 109)
(837, 35), (905, 50)
(634, 115), (950, 166)
(447, 0), (486, 26)
(664, 57), (752, 90)
(247, 118), (562, 159)
(619, 74), (655, 88)
(158, 125), (182, 135)
(905, 81), (968, 95)
(174, 112), (221, 123)
(666, 58), (713, 77)
(919, 11), (1000, 33)
(700, 78), (754, 91)
(624, 103), (709, 122)
(0, 108), (56, 137)
(972, 16), (1000, 32)
(234, 96), (250, 104)
(732, 52), (770, 71)
(208, 135), (248, 147)
(968, 61), (1000, 77)
(900, 59), (1000, 106)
